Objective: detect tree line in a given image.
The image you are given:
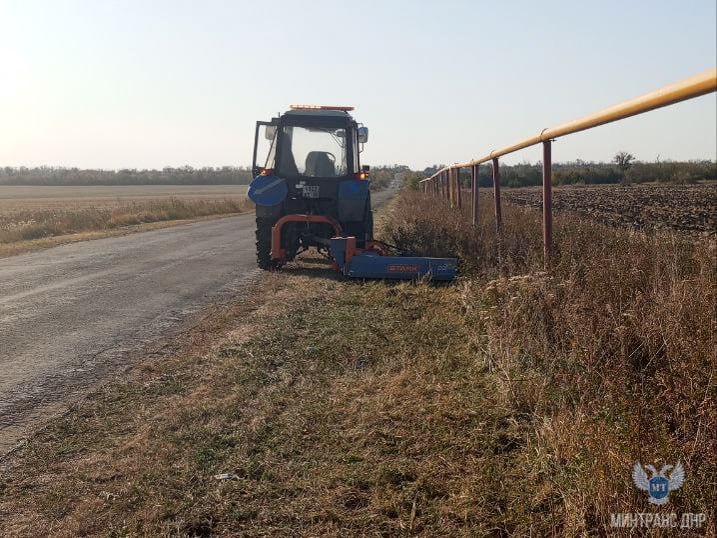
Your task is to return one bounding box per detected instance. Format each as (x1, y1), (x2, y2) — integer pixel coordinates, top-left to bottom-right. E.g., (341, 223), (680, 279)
(0, 164), (421, 190)
(0, 164), (417, 188)
(2, 157), (714, 188)
(0, 166), (254, 186)
(414, 156), (716, 189)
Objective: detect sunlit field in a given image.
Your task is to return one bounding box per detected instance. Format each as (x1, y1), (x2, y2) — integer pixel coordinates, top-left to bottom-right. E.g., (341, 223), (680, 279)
(0, 185), (251, 245)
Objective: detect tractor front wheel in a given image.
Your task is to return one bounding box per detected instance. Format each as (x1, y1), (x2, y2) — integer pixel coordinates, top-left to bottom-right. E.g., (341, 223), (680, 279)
(255, 217), (279, 270)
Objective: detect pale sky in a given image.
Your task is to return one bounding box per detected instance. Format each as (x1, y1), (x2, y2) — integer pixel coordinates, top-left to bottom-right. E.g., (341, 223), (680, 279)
(1, 0), (715, 170)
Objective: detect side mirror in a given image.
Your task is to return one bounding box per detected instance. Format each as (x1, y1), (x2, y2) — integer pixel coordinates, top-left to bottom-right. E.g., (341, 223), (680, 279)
(264, 125), (277, 140)
(358, 126), (369, 144)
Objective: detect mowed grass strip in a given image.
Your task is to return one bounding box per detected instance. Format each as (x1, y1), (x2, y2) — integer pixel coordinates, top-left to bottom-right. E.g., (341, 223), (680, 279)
(0, 267), (528, 537)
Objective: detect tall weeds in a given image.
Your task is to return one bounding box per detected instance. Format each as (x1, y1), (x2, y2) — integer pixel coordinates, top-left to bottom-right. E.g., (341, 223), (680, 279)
(382, 191), (716, 533)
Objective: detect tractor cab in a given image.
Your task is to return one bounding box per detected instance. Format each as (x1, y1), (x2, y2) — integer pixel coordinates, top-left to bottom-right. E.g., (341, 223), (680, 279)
(252, 105), (368, 179)
(249, 105), (372, 269)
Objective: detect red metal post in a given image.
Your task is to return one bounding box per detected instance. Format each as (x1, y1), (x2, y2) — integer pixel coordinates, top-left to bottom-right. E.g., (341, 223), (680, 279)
(471, 164), (479, 225)
(448, 170), (454, 207)
(491, 158), (502, 233)
(542, 141), (553, 267)
(447, 170), (452, 205)
(450, 169), (455, 207)
(456, 167), (462, 210)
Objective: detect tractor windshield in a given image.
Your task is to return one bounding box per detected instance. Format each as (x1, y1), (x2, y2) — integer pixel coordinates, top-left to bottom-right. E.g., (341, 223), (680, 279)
(278, 126), (347, 178)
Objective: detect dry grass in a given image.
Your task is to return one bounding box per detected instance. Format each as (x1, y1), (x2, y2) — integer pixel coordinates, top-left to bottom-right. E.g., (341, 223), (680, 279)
(382, 191), (717, 533)
(0, 191), (714, 536)
(0, 196), (253, 245)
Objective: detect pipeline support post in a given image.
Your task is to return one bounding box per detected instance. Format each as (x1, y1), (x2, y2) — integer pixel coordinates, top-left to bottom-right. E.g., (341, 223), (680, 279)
(471, 164), (479, 225)
(491, 158), (502, 234)
(542, 140), (553, 268)
(456, 168), (462, 210)
(451, 168), (456, 208)
(449, 169), (455, 208)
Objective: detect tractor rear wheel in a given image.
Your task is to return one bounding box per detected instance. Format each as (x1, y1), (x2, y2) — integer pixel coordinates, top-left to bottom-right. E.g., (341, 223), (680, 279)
(343, 198), (373, 247)
(365, 201), (374, 241)
(255, 217), (279, 270)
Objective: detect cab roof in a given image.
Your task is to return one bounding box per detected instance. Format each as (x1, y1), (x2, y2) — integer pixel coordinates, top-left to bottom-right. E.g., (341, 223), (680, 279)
(282, 109), (354, 119)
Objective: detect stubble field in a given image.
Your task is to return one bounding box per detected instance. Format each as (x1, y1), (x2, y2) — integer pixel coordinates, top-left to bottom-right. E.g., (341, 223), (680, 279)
(0, 185), (251, 248)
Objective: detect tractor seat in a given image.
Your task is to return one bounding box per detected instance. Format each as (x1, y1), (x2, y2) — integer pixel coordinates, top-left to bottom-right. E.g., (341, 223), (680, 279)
(305, 151), (336, 177)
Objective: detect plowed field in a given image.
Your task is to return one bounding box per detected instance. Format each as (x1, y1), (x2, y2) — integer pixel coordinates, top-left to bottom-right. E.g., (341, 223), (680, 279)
(502, 183), (717, 236)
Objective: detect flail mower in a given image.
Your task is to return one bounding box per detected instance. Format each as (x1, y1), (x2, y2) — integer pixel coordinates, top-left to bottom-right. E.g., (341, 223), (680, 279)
(248, 105), (457, 281)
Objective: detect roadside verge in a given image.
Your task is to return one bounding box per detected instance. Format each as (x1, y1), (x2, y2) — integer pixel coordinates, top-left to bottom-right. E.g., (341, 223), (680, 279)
(0, 257), (511, 536)
(1, 191), (713, 536)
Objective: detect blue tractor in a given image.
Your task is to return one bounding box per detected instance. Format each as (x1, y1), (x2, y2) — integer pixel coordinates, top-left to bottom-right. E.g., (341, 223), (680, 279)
(249, 105), (372, 270)
(248, 105), (457, 281)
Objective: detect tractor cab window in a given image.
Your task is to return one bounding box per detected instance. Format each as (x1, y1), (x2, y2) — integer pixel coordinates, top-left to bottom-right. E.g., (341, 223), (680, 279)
(279, 126), (347, 178)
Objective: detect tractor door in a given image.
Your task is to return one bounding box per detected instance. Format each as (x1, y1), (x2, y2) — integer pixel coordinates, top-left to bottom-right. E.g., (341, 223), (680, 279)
(252, 121), (278, 177)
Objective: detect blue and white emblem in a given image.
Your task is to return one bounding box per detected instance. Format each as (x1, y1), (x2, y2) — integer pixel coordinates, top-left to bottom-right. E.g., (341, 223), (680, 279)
(632, 461), (685, 505)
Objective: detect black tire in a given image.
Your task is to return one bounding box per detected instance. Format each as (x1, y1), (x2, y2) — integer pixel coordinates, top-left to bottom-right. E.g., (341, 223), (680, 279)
(365, 196), (374, 241)
(256, 217), (279, 270)
(344, 198), (373, 248)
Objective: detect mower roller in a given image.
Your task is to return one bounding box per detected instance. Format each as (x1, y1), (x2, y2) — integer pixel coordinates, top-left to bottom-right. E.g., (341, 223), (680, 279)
(248, 105), (457, 281)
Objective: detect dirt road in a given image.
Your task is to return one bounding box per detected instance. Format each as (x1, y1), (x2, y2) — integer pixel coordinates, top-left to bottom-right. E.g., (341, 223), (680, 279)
(0, 189), (395, 454)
